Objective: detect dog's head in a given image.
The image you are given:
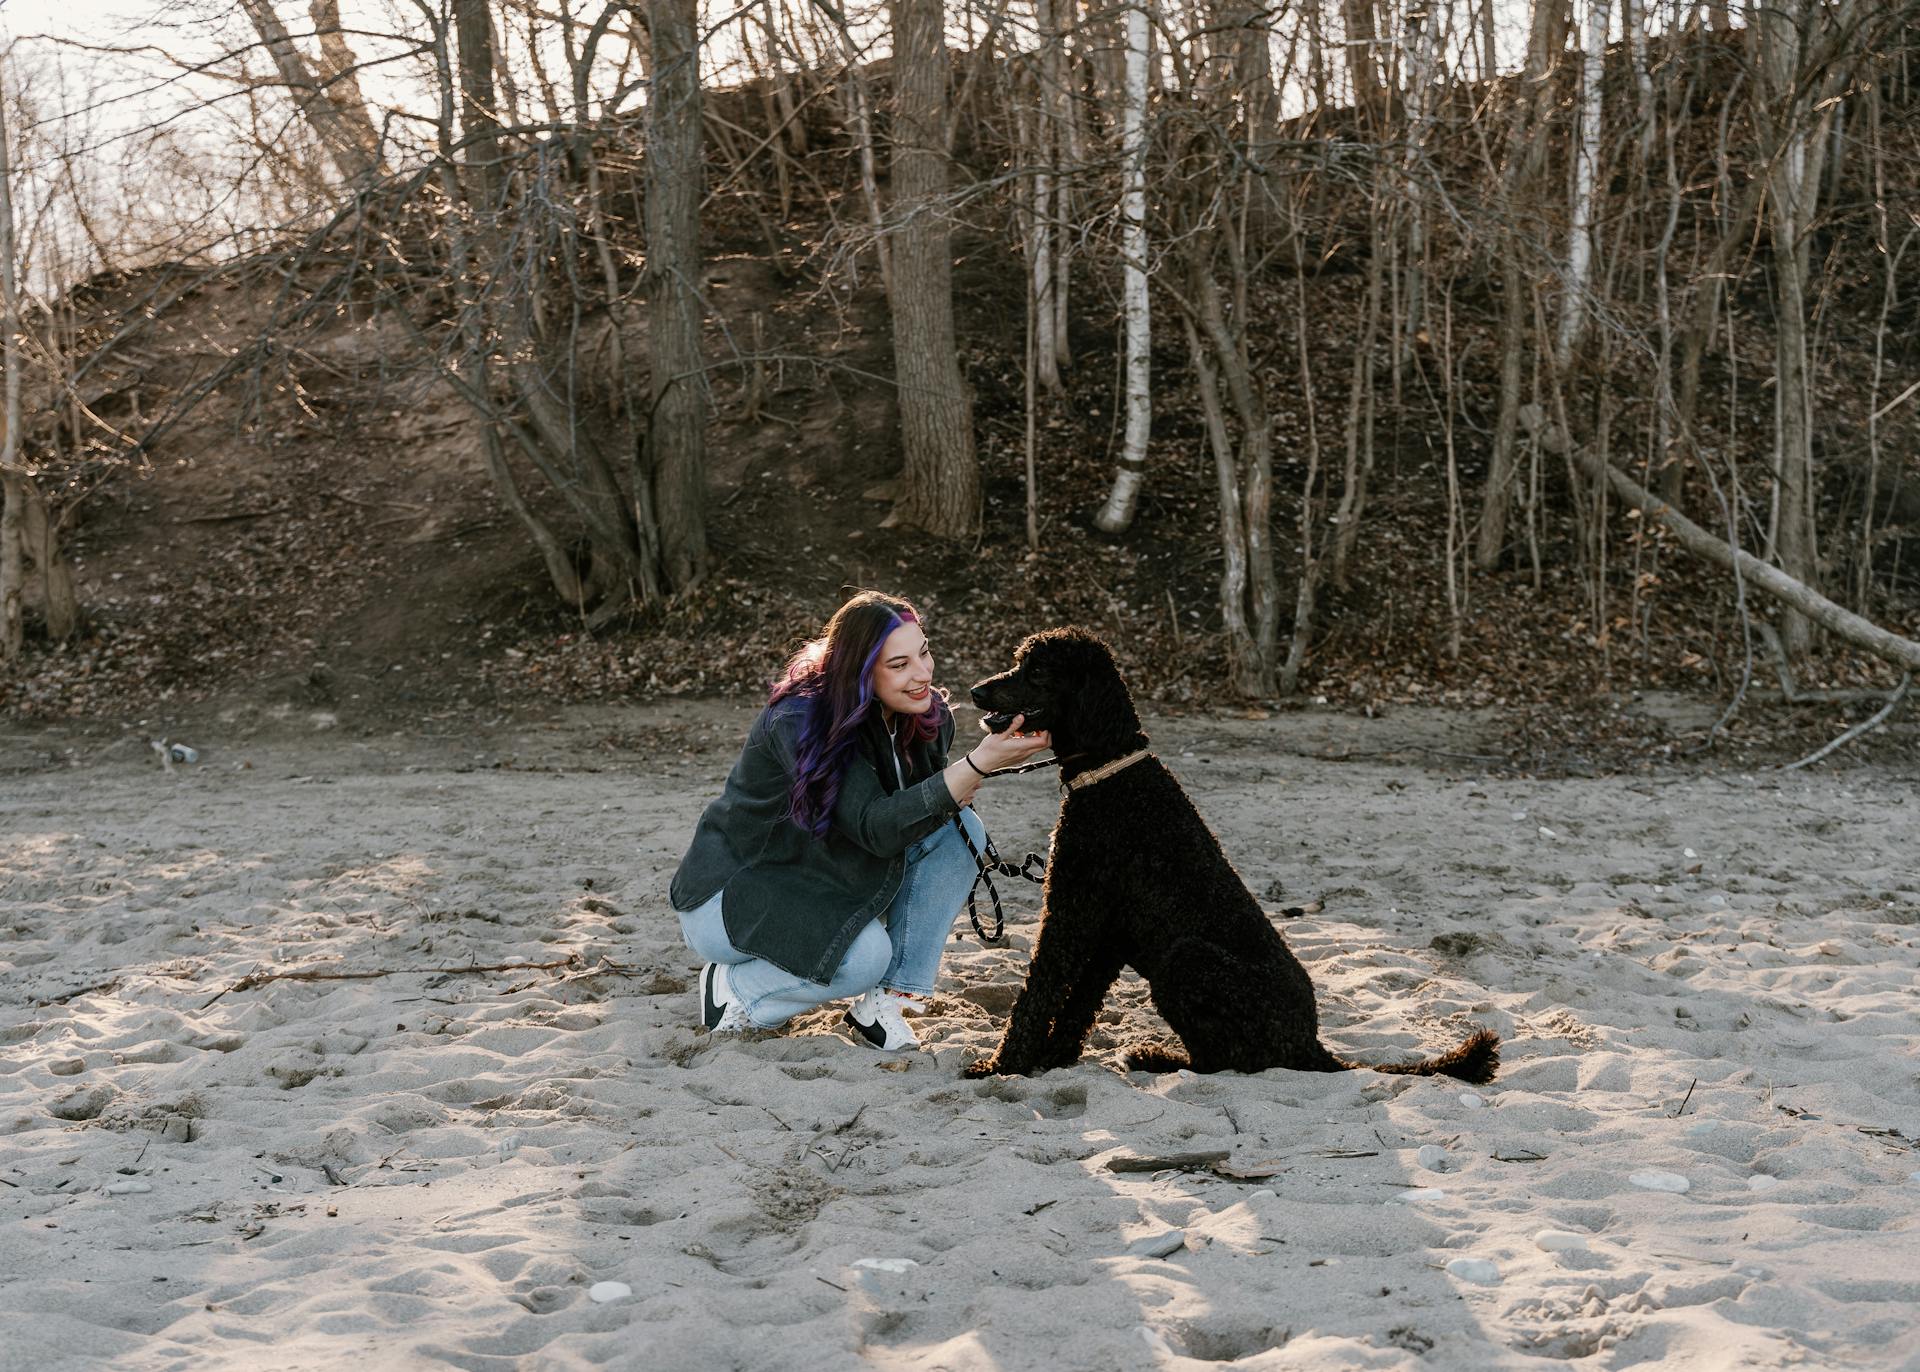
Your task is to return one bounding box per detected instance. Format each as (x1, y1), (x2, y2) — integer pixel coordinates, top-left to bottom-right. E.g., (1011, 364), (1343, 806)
(969, 627), (1147, 760)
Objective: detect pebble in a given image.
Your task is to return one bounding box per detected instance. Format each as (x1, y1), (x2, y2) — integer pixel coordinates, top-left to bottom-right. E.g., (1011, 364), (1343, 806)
(1685, 1120), (1719, 1136)
(1138, 1326), (1176, 1357)
(1126, 1230), (1187, 1259)
(1458, 1092), (1485, 1110)
(1391, 1188), (1447, 1203)
(497, 1132), (523, 1160)
(1629, 1170), (1690, 1193)
(587, 1281), (631, 1303)
(1684, 848), (1698, 859)
(1415, 1144), (1451, 1172)
(1533, 1229), (1589, 1253)
(49, 1060), (85, 1077)
(1445, 1257), (1501, 1285)
(852, 1258), (920, 1274)
(1538, 826), (1558, 840)
(103, 1180), (152, 1195)
(1747, 1174), (1780, 1192)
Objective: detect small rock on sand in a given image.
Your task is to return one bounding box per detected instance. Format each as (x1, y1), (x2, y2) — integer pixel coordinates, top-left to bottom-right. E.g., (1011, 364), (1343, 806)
(1629, 1170), (1690, 1193)
(1446, 1257), (1501, 1285)
(1127, 1230), (1187, 1259)
(588, 1281), (631, 1303)
(1533, 1229), (1588, 1253)
(103, 1180), (152, 1195)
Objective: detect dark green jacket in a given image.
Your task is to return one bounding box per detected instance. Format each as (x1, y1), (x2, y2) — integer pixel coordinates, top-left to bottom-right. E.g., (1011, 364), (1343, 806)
(669, 694), (961, 983)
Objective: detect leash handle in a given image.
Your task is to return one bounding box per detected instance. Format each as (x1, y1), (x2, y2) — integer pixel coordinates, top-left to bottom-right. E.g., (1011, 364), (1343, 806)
(951, 811), (1048, 947)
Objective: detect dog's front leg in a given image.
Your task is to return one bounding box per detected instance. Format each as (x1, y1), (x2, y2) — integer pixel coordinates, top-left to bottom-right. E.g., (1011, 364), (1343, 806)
(1032, 948), (1125, 1070)
(962, 905), (1100, 1078)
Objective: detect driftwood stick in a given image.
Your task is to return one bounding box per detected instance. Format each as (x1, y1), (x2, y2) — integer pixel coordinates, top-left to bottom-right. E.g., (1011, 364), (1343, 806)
(1104, 1149), (1232, 1174)
(200, 954), (592, 1009)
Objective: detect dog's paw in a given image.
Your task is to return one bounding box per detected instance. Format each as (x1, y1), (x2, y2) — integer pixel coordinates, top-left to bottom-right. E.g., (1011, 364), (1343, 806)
(961, 1057), (1002, 1079)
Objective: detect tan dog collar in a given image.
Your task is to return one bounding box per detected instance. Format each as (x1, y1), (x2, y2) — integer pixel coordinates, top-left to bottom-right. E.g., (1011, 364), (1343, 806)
(1064, 748), (1153, 791)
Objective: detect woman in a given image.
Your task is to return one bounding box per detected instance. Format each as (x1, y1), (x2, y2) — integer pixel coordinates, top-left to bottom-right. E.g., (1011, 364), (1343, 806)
(670, 591), (1052, 1051)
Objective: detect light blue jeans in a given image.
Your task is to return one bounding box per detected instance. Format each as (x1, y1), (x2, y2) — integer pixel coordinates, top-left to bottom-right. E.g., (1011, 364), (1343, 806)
(678, 807), (988, 1028)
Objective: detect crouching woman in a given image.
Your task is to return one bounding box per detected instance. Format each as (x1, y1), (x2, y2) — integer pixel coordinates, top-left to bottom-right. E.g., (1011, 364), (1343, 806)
(669, 591), (1051, 1051)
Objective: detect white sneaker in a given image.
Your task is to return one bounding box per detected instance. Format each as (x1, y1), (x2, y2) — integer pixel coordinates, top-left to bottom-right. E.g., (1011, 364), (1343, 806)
(698, 963), (751, 1034)
(844, 988), (919, 1051)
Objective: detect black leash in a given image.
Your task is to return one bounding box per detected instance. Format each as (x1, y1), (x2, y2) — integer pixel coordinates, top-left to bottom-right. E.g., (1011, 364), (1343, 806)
(950, 753), (1068, 946)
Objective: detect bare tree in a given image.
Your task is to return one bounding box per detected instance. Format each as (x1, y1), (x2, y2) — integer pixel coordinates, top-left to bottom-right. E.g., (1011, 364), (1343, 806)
(887, 0), (980, 538)
(240, 0), (386, 186)
(0, 64), (22, 658)
(647, 0), (711, 587)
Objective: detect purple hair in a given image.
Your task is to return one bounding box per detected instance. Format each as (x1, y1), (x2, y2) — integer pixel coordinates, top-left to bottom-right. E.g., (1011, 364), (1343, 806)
(768, 591), (946, 837)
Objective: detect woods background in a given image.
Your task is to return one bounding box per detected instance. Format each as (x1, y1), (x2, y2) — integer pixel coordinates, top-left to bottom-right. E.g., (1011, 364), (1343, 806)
(1, 0), (1917, 765)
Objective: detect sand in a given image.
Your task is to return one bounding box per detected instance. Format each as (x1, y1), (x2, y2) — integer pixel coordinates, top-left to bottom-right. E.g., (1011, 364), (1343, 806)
(3, 701), (1919, 1371)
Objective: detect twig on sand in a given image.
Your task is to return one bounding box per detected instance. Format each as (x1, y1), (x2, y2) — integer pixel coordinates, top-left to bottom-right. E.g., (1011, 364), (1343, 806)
(1492, 1150), (1548, 1163)
(201, 954), (601, 1008)
(1672, 1078), (1698, 1117)
(816, 1275), (848, 1293)
(1105, 1150), (1231, 1174)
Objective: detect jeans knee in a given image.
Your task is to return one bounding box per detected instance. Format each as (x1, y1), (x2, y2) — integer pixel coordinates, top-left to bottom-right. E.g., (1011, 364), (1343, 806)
(842, 924), (893, 991)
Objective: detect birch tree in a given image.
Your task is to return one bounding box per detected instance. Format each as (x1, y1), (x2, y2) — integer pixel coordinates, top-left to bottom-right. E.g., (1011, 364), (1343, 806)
(1093, 0), (1153, 533)
(1555, 0), (1606, 367)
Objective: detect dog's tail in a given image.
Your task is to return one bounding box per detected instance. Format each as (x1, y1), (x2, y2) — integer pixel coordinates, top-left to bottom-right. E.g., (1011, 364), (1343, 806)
(1123, 1040), (1193, 1073)
(1324, 1028), (1501, 1085)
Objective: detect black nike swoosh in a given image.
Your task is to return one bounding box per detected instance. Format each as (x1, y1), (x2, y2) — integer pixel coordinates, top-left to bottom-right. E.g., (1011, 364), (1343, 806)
(844, 1009), (887, 1048)
(703, 965), (722, 1029)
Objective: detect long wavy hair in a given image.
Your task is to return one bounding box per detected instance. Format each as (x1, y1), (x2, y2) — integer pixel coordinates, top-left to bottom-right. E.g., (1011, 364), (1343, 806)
(768, 591), (947, 837)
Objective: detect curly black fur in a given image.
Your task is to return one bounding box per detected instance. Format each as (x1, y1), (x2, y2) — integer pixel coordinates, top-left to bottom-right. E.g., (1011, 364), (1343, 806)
(963, 628), (1500, 1082)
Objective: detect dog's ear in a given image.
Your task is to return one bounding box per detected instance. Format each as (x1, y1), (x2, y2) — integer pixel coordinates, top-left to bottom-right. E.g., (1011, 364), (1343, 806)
(1051, 632), (1144, 757)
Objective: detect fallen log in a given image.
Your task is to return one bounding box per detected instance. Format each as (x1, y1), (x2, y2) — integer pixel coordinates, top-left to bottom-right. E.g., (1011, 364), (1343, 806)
(1572, 449), (1920, 674)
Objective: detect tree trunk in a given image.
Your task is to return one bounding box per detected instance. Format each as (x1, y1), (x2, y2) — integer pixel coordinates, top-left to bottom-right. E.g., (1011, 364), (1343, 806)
(453, 0), (503, 208)
(307, 0), (389, 177)
(1344, 0), (1385, 118)
(1474, 0), (1564, 569)
(647, 0), (711, 588)
(1093, 0), (1153, 534)
(886, 0), (980, 538)
(0, 80), (22, 659)
(240, 0), (383, 186)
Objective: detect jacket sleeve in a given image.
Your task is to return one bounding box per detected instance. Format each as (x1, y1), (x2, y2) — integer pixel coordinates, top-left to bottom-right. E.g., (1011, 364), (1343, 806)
(829, 746), (961, 857)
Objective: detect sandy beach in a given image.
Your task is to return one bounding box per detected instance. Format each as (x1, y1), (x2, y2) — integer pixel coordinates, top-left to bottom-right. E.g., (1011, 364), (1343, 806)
(4, 701), (1918, 1370)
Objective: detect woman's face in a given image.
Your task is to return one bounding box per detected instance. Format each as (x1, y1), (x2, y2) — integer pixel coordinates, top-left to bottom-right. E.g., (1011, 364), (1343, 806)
(871, 620), (935, 718)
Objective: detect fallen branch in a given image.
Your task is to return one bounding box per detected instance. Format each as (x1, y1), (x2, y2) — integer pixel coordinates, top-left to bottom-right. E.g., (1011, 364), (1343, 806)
(1782, 674), (1912, 772)
(1572, 451), (1920, 673)
(201, 954), (600, 1008)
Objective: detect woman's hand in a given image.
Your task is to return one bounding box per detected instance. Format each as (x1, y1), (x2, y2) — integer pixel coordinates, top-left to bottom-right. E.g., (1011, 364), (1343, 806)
(968, 715), (1054, 773)
(943, 714), (1054, 806)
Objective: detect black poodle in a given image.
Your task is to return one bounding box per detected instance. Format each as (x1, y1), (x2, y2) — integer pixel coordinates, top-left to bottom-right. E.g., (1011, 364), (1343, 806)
(962, 627), (1499, 1081)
